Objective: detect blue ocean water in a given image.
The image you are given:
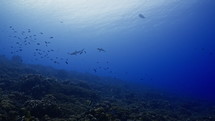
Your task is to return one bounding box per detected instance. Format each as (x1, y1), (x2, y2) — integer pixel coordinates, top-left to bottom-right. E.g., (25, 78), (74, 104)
(0, 0), (215, 101)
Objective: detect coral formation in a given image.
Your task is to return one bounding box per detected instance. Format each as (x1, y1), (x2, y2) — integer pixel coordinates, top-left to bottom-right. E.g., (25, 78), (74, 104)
(0, 55), (215, 121)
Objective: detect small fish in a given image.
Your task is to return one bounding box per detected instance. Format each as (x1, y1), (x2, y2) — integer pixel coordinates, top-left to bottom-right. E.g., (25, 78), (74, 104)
(209, 52), (213, 55)
(138, 14), (145, 19)
(68, 51), (79, 55)
(21, 31), (25, 35)
(68, 49), (86, 56)
(44, 41), (50, 44)
(97, 48), (105, 52)
(50, 37), (54, 39)
(94, 69), (97, 72)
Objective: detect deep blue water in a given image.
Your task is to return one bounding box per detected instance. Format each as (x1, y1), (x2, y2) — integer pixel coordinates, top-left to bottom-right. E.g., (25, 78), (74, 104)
(0, 0), (215, 101)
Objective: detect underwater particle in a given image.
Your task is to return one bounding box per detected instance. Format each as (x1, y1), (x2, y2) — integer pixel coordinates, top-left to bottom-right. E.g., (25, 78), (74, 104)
(201, 48), (205, 51)
(19, 49), (22, 51)
(97, 48), (105, 52)
(40, 32), (44, 35)
(104, 67), (109, 70)
(65, 61), (68, 64)
(209, 52), (213, 55)
(60, 21), (64, 23)
(9, 26), (12, 28)
(50, 37), (54, 39)
(138, 14), (145, 19)
(37, 43), (40, 45)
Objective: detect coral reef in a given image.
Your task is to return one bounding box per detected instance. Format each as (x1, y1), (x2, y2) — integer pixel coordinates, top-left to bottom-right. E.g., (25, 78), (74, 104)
(0, 55), (215, 121)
